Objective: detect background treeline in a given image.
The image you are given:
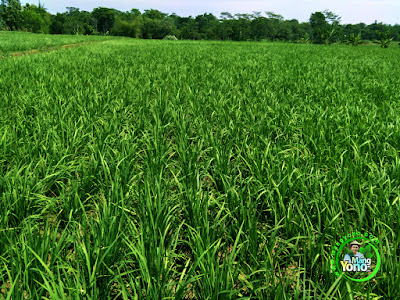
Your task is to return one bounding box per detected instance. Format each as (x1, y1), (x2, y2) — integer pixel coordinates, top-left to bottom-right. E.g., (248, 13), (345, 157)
(1, 0), (399, 44)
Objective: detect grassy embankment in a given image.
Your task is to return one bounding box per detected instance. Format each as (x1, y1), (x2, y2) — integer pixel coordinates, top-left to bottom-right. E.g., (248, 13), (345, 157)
(0, 31), (117, 57)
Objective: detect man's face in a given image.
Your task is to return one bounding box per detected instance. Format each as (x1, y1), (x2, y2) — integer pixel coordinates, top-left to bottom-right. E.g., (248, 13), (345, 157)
(351, 245), (359, 253)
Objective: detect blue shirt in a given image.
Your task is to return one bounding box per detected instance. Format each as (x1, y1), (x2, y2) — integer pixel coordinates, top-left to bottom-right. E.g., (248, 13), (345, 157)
(343, 252), (365, 263)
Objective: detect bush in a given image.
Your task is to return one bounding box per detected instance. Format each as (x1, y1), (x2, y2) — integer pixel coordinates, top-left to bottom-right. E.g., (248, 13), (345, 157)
(375, 31), (393, 48)
(163, 35), (178, 40)
(345, 32), (362, 46)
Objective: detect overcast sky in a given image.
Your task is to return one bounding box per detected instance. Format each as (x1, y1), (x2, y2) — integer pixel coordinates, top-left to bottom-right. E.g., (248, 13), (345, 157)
(26, 0), (399, 25)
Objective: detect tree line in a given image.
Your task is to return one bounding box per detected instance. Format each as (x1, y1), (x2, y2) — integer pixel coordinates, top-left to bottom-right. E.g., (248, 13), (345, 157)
(1, 0), (399, 45)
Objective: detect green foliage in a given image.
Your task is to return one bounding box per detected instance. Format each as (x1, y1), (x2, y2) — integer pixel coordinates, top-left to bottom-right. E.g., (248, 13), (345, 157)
(178, 17), (200, 40)
(375, 31), (393, 48)
(49, 7), (95, 35)
(310, 10), (341, 45)
(0, 3), (5, 29)
(345, 32), (363, 46)
(323, 9), (341, 26)
(323, 27), (337, 45)
(141, 17), (177, 39)
(359, 245), (374, 259)
(1, 4), (399, 43)
(92, 7), (118, 34)
(142, 8), (167, 20)
(195, 13), (218, 40)
(49, 13), (65, 34)
(21, 3), (51, 33)
(0, 0), (22, 30)
(0, 17), (5, 30)
(298, 33), (310, 43)
(1, 35), (400, 298)
(111, 15), (141, 38)
(163, 34), (178, 40)
(309, 11), (328, 44)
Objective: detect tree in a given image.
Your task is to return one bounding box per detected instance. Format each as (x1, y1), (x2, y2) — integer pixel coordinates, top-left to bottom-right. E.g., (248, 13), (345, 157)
(64, 7), (83, 34)
(49, 13), (65, 34)
(265, 11), (283, 21)
(111, 15), (141, 38)
(309, 12), (328, 44)
(142, 9), (167, 20)
(231, 13), (251, 41)
(0, 17), (5, 30)
(58, 7), (95, 35)
(0, 0), (22, 30)
(1, 4), (397, 43)
(364, 21), (387, 41)
(21, 3), (51, 33)
(178, 17), (199, 40)
(195, 13), (218, 39)
(287, 19), (305, 41)
(201, 18), (219, 40)
(250, 15), (268, 41)
(110, 9), (142, 38)
(392, 24), (400, 41)
(129, 9), (141, 19)
(323, 10), (341, 44)
(92, 7), (119, 34)
(220, 12), (233, 20)
(279, 20), (295, 41)
(264, 11), (285, 40)
(218, 18), (234, 40)
(323, 10), (341, 26)
(0, 3), (5, 29)
(252, 11), (262, 19)
(141, 17), (176, 39)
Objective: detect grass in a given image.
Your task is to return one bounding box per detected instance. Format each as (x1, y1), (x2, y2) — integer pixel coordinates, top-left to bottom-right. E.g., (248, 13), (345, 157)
(0, 31), (116, 57)
(0, 36), (399, 299)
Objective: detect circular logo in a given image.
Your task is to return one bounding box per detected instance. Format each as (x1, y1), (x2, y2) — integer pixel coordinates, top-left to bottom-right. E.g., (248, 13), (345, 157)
(330, 232), (381, 282)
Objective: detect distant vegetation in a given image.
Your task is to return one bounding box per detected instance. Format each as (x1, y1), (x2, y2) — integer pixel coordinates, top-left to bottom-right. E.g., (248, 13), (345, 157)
(0, 0), (399, 45)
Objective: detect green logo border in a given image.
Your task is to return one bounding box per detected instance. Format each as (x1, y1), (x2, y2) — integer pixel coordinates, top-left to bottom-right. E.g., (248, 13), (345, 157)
(334, 236), (381, 282)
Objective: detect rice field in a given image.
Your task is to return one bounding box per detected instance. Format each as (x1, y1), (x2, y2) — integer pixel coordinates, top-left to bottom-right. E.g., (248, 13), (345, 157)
(0, 36), (399, 299)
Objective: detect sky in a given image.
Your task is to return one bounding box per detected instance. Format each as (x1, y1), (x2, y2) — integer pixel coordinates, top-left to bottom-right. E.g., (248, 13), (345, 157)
(26, 0), (400, 25)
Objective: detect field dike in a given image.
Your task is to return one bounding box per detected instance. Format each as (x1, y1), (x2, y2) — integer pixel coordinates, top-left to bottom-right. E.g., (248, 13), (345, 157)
(1, 40), (106, 59)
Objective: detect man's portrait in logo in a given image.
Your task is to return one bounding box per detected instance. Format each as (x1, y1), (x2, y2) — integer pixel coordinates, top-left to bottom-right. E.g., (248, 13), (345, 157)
(343, 240), (364, 263)
(341, 240), (372, 273)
